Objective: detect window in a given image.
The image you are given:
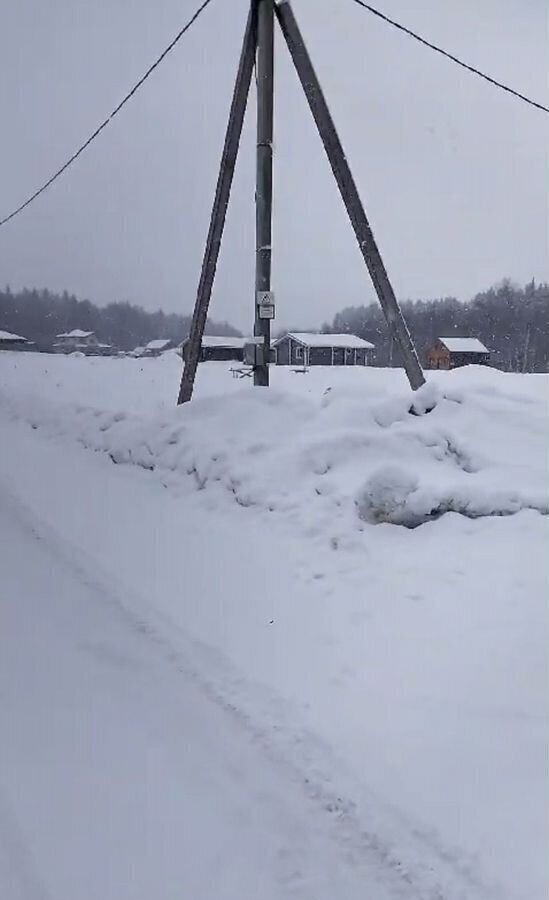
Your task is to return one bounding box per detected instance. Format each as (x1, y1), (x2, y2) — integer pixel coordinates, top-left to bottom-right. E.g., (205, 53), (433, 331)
(295, 346), (303, 360)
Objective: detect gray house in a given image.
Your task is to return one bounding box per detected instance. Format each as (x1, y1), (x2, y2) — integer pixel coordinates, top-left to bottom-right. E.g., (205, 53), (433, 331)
(273, 332), (374, 366)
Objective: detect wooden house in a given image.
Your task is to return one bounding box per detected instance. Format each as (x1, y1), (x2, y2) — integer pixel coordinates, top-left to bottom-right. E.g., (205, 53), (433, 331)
(142, 339), (174, 358)
(53, 330), (116, 356)
(54, 330), (99, 353)
(0, 329), (33, 351)
(179, 335), (246, 363)
(426, 337), (490, 370)
(273, 332), (374, 366)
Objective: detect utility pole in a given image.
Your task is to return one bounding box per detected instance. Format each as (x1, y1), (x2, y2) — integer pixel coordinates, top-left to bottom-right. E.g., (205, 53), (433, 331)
(178, 0), (425, 405)
(275, 0), (425, 391)
(254, 0), (275, 386)
(177, 7), (256, 405)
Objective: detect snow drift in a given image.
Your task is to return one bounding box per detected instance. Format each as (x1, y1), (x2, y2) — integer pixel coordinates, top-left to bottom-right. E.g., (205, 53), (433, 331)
(0, 361), (546, 537)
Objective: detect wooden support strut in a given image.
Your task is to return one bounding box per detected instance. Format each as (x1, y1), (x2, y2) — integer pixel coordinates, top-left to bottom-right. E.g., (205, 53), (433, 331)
(274, 0), (425, 391)
(177, 6), (257, 405)
(178, 0), (425, 405)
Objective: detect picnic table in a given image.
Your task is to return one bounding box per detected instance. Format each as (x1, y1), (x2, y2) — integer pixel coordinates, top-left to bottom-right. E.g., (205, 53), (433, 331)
(230, 366), (254, 379)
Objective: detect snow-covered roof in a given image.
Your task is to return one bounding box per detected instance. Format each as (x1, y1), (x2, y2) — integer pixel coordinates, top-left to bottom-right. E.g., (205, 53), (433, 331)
(0, 329), (31, 342)
(439, 337), (489, 354)
(181, 335), (246, 349)
(205, 335), (246, 348)
(56, 329), (95, 339)
(276, 332), (374, 349)
(145, 339), (172, 351)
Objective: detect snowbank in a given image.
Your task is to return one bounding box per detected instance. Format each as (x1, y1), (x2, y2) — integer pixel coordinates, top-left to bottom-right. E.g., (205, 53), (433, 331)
(0, 357), (546, 540)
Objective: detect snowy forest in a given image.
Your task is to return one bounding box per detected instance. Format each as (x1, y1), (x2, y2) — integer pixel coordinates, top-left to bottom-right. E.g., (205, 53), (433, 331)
(324, 279), (549, 372)
(0, 286), (241, 351)
(1, 278), (548, 370)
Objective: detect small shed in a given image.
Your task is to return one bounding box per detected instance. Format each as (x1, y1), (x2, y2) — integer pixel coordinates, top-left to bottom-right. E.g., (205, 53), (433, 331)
(273, 332), (374, 366)
(142, 339), (174, 358)
(180, 335), (246, 363)
(427, 337), (490, 370)
(0, 329), (34, 351)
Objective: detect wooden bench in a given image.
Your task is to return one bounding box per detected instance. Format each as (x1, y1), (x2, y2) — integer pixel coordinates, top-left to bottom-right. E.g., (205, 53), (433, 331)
(291, 367), (309, 374)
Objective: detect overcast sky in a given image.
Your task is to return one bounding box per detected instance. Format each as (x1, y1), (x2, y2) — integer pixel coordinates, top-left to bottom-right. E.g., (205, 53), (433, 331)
(0, 0), (547, 331)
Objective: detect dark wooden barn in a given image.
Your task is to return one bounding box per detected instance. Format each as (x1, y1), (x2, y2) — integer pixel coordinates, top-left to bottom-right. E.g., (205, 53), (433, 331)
(426, 337), (490, 370)
(180, 336), (246, 363)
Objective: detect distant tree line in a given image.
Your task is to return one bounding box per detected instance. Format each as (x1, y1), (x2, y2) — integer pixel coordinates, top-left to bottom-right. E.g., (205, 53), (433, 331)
(324, 280), (549, 372)
(0, 286), (241, 351)
(2, 280), (548, 370)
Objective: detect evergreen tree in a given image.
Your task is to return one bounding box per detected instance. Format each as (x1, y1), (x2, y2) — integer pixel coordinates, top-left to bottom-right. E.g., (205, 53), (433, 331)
(0, 288), (241, 351)
(324, 280), (549, 372)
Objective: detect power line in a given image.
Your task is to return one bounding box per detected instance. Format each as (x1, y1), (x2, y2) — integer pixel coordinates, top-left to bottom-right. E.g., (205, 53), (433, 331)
(3, 0), (545, 233)
(0, 0), (215, 228)
(350, 0), (549, 114)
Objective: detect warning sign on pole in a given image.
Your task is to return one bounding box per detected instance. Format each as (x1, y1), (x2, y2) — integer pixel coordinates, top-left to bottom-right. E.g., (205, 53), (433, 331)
(257, 291), (275, 319)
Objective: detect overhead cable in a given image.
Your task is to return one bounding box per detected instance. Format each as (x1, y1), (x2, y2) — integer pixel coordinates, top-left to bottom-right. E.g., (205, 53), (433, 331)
(350, 0), (549, 114)
(0, 0), (215, 227)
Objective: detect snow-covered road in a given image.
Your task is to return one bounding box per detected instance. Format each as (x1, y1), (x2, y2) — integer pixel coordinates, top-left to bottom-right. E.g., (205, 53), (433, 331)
(1, 356), (547, 899)
(0, 483), (402, 900)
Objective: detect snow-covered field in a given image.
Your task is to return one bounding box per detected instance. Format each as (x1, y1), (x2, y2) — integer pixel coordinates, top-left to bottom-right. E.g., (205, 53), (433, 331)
(0, 351), (547, 900)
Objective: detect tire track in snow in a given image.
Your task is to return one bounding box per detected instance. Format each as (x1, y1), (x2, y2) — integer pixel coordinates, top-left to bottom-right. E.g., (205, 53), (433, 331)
(0, 477), (504, 900)
(0, 790), (53, 900)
